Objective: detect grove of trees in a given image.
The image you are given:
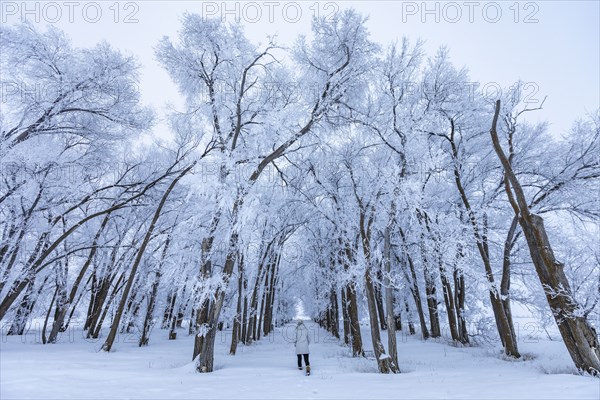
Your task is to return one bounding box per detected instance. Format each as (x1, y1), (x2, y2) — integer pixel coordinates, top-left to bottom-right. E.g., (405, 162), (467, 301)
(1, 11), (598, 375)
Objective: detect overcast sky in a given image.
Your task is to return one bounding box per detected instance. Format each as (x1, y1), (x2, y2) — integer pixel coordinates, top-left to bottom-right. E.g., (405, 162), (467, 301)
(3, 1), (599, 136)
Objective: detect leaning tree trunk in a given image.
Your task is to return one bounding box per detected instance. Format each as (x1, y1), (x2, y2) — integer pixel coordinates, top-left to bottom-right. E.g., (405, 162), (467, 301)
(86, 273), (114, 337)
(86, 234), (126, 332)
(89, 272), (125, 339)
(8, 279), (36, 335)
(489, 100), (600, 375)
(101, 163), (194, 352)
(139, 236), (171, 346)
(42, 287), (58, 344)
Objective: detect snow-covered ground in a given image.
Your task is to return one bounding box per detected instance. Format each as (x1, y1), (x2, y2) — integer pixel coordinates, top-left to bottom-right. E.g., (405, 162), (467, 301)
(1, 319), (598, 400)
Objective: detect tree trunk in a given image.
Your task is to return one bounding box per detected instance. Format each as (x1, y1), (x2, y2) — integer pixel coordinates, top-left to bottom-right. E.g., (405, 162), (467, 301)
(85, 239), (122, 332)
(229, 256), (244, 355)
(453, 242), (469, 344)
(8, 280), (36, 335)
(174, 280), (188, 329)
(86, 274), (112, 336)
(384, 225), (400, 371)
(329, 288), (340, 338)
(162, 291), (175, 329)
(89, 272), (125, 339)
(266, 254), (281, 336)
(168, 297), (180, 340)
(139, 236), (171, 346)
(245, 248), (269, 344)
(420, 237), (441, 338)
(343, 246), (364, 356)
(489, 100), (600, 374)
(365, 266), (396, 373)
(195, 230), (240, 372)
(500, 216), (519, 348)
(439, 263), (459, 342)
(42, 287), (58, 344)
(257, 267), (269, 341)
(263, 257), (277, 337)
(240, 276), (248, 345)
(341, 287), (350, 345)
(375, 270), (387, 331)
(84, 274), (98, 331)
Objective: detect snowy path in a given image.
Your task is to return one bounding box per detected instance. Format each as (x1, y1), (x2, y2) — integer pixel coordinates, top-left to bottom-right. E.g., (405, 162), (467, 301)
(1, 321), (598, 399)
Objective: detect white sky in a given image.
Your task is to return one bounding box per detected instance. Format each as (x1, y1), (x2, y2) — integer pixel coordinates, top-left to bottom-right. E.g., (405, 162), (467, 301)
(2, 1), (599, 136)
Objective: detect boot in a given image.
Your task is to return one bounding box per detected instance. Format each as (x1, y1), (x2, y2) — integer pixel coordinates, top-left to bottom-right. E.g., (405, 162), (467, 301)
(306, 365), (311, 376)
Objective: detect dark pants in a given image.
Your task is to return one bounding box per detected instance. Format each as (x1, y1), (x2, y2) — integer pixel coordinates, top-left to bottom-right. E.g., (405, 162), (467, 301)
(297, 354), (310, 368)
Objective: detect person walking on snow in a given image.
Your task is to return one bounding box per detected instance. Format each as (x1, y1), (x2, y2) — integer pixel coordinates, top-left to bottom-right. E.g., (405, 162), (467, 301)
(294, 320), (311, 375)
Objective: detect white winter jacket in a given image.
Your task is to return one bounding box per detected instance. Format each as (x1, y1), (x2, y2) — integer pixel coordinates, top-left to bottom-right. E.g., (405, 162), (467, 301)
(294, 321), (310, 354)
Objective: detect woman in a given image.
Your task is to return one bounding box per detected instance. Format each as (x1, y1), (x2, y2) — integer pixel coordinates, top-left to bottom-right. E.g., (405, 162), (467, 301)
(294, 320), (311, 375)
